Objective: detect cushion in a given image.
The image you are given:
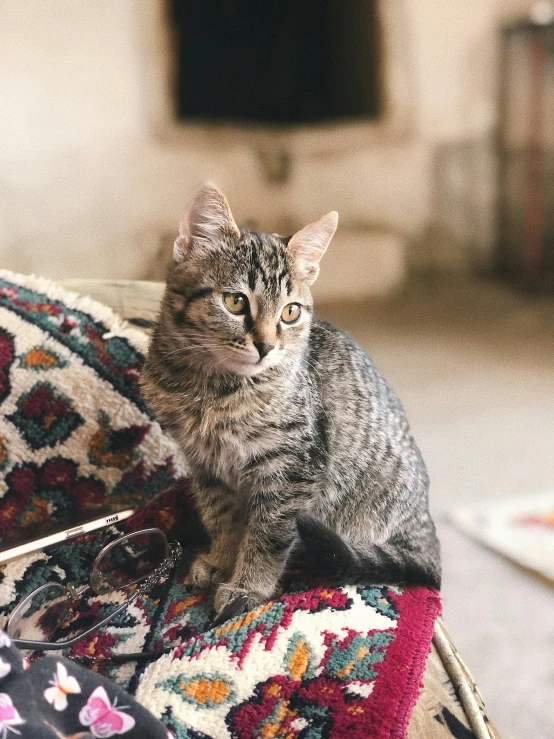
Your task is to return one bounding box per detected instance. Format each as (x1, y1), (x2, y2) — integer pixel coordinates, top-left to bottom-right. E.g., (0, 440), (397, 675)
(0, 272), (441, 738)
(0, 269), (186, 543)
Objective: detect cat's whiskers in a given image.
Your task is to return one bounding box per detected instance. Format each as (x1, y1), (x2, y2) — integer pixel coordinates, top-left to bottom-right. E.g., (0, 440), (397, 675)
(182, 334), (254, 358)
(161, 344), (224, 359)
(225, 346), (257, 361)
(165, 339), (224, 350)
(302, 356), (331, 421)
(302, 356), (323, 390)
(312, 323), (335, 335)
(181, 332), (222, 343)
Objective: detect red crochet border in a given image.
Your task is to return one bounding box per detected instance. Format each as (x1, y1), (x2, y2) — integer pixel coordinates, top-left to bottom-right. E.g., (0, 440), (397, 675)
(349, 586), (442, 739)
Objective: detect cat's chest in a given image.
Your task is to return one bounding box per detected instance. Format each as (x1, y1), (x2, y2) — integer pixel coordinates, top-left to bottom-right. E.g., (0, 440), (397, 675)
(176, 391), (285, 488)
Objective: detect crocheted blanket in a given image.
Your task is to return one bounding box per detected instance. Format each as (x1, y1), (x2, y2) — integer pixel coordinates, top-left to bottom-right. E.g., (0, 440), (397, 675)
(0, 270), (186, 539)
(136, 581), (440, 739)
(0, 272), (441, 738)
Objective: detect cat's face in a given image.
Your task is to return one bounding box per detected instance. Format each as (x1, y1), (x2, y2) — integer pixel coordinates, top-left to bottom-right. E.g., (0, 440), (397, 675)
(166, 232), (312, 376)
(162, 186), (337, 378)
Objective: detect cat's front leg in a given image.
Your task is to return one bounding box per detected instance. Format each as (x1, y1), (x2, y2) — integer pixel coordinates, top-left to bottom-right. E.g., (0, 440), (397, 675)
(187, 474), (245, 589)
(213, 529), (286, 616)
(213, 487), (312, 619)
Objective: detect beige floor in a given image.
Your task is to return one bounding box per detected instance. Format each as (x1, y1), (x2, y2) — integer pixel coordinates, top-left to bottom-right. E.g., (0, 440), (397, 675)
(318, 278), (554, 739)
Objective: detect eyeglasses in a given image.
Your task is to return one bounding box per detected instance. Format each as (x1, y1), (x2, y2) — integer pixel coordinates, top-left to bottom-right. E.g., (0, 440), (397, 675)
(5, 528), (183, 664)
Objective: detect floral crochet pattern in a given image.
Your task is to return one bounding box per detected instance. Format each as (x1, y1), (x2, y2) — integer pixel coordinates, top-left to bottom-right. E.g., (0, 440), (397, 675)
(0, 271), (186, 552)
(135, 581), (440, 739)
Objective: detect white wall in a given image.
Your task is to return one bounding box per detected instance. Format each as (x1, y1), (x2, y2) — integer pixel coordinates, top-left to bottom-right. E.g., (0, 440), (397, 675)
(0, 0), (533, 283)
(0, 1), (145, 158)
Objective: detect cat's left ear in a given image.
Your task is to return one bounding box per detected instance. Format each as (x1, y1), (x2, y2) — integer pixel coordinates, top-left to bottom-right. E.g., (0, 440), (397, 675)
(288, 211), (338, 284)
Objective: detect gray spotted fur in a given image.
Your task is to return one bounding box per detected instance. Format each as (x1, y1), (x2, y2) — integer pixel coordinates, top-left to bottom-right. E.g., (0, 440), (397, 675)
(140, 186), (440, 616)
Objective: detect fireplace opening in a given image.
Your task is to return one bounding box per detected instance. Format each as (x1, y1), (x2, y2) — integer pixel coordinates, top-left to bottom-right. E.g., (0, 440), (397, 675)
(170, 0), (382, 125)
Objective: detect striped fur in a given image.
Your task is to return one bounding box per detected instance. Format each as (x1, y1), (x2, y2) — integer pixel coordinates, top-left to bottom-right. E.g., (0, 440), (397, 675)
(140, 186), (440, 617)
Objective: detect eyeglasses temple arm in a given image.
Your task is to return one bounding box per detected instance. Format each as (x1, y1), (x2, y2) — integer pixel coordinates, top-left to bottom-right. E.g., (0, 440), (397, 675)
(12, 599), (132, 651)
(78, 645), (174, 665)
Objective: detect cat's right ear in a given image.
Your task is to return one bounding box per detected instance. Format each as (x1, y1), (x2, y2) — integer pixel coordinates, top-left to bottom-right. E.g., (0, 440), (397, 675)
(288, 211), (338, 284)
(173, 184), (240, 262)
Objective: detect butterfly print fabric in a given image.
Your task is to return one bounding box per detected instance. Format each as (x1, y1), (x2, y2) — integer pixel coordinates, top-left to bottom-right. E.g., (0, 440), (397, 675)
(0, 631), (168, 738)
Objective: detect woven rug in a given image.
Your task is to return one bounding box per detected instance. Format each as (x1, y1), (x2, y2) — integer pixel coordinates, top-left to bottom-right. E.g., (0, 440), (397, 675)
(0, 271), (441, 738)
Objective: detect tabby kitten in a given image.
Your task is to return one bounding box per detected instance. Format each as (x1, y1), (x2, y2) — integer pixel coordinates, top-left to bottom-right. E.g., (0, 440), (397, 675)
(141, 185), (440, 620)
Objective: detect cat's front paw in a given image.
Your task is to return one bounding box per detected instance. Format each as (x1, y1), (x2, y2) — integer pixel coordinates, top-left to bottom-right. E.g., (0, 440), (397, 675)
(185, 553), (226, 589)
(212, 583), (267, 626)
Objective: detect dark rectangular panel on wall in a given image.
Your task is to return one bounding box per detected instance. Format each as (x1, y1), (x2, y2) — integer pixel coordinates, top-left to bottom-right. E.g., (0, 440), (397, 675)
(497, 19), (554, 291)
(171, 0), (381, 124)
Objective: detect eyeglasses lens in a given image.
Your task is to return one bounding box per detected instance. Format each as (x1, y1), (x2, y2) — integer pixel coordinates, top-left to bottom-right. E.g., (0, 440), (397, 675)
(91, 530), (168, 594)
(6, 583), (71, 641)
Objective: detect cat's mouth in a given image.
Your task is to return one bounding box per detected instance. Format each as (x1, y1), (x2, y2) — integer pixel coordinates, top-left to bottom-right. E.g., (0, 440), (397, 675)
(223, 347), (280, 377)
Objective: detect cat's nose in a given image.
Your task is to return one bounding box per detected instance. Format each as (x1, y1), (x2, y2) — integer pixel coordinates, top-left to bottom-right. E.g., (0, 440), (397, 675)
(254, 341), (275, 359)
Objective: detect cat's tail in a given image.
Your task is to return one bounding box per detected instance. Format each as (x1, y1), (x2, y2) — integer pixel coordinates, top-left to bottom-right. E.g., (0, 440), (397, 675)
(294, 514), (441, 590)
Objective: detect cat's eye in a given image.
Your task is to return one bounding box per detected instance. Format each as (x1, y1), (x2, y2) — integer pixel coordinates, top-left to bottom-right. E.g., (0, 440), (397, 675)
(223, 292), (249, 315)
(281, 303), (301, 324)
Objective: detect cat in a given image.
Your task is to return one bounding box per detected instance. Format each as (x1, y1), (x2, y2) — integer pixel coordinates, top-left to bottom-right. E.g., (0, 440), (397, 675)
(140, 185), (441, 621)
